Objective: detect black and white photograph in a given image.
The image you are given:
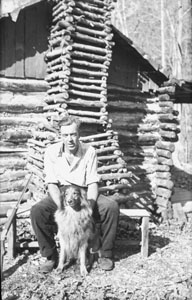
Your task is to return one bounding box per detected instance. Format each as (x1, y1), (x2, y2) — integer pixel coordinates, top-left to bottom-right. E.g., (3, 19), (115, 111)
(0, 0), (192, 299)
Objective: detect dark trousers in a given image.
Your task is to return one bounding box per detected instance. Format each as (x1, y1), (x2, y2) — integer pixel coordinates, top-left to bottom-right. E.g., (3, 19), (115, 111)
(30, 194), (119, 259)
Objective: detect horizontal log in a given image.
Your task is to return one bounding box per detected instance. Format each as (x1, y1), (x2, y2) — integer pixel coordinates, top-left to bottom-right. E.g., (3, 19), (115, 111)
(156, 187), (172, 198)
(67, 109), (107, 118)
(72, 32), (110, 47)
(80, 130), (115, 142)
(0, 92), (46, 113)
(73, 17), (110, 31)
(45, 71), (69, 81)
(0, 179), (26, 193)
(71, 59), (108, 71)
(107, 94), (149, 102)
(159, 123), (179, 131)
(156, 149), (172, 159)
(107, 84), (143, 94)
(155, 196), (169, 208)
(47, 56), (70, 68)
(47, 63), (70, 73)
(69, 82), (105, 92)
(47, 86), (69, 96)
(75, 1), (106, 14)
(158, 86), (176, 95)
(117, 123), (159, 134)
(98, 163), (126, 173)
(99, 172), (132, 181)
(157, 157), (173, 166)
(27, 139), (47, 148)
(156, 179), (174, 190)
(158, 94), (170, 101)
(71, 116), (106, 125)
(156, 171), (171, 179)
(159, 101), (174, 108)
(99, 183), (131, 193)
(96, 146), (119, 154)
(72, 42), (111, 55)
(0, 146), (27, 153)
(2, 130), (32, 142)
(0, 78), (48, 92)
(155, 141), (175, 152)
(122, 147), (155, 158)
(70, 76), (107, 85)
(71, 50), (109, 62)
(32, 130), (57, 141)
(63, 98), (106, 108)
(0, 115), (47, 126)
(73, 7), (105, 22)
(0, 191), (30, 203)
(159, 114), (179, 122)
(159, 130), (177, 140)
(45, 46), (72, 59)
(0, 157), (26, 169)
(0, 170), (28, 183)
(125, 163), (170, 174)
(75, 25), (112, 38)
(69, 89), (106, 99)
(97, 154), (120, 162)
(71, 67), (107, 77)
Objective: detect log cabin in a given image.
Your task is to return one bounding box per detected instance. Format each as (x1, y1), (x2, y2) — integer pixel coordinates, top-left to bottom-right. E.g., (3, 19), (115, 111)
(0, 0), (180, 221)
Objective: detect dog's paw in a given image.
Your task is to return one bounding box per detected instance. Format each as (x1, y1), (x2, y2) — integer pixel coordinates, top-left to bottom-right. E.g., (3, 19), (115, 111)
(80, 265), (88, 277)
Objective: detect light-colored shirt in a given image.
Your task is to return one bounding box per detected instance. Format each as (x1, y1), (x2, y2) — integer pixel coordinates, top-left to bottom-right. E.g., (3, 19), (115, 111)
(44, 141), (99, 187)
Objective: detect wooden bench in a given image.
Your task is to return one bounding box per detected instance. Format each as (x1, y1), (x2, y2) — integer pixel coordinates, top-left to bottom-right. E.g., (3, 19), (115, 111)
(119, 208), (150, 257)
(2, 207), (150, 260)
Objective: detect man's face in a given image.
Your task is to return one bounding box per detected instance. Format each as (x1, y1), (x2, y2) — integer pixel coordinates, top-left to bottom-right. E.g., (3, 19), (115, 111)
(60, 123), (79, 154)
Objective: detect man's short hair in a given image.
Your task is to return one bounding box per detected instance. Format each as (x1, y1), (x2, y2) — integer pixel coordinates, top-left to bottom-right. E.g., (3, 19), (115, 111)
(58, 115), (81, 130)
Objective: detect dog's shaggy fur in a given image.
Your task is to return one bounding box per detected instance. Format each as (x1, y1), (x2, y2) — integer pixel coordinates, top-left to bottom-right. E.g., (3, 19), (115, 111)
(55, 185), (97, 276)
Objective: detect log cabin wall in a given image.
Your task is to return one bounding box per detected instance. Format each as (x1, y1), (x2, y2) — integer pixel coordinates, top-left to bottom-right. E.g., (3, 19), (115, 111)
(0, 0), (179, 218)
(106, 33), (179, 215)
(0, 0), (50, 214)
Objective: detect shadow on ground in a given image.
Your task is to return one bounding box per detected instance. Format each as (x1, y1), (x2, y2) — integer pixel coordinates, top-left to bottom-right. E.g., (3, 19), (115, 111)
(2, 254), (29, 280)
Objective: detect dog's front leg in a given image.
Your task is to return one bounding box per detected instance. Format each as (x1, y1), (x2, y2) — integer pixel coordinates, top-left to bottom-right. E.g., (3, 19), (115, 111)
(57, 236), (66, 273)
(79, 243), (88, 277)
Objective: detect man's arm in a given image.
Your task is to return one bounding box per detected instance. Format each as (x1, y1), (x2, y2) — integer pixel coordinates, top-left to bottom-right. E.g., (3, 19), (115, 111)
(48, 183), (62, 208)
(87, 182), (98, 211)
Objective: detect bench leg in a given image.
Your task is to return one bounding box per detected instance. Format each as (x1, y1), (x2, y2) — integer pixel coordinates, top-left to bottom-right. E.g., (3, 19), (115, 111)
(7, 215), (17, 259)
(141, 216), (149, 258)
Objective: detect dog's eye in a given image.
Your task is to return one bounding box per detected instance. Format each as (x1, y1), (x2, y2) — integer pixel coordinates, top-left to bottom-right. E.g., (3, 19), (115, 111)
(74, 191), (80, 196)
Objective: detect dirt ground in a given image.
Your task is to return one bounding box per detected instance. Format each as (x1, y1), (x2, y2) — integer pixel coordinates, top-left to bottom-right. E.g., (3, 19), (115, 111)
(1, 167), (192, 300)
(1, 215), (192, 300)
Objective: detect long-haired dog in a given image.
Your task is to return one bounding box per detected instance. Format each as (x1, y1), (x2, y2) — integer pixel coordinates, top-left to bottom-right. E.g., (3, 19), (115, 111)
(55, 185), (99, 277)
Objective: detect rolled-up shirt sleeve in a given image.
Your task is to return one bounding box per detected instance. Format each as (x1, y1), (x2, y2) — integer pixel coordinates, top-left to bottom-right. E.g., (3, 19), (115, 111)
(85, 147), (100, 185)
(44, 147), (58, 185)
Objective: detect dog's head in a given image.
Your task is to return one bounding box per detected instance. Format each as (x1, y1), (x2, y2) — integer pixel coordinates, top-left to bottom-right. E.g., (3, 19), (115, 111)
(61, 185), (87, 211)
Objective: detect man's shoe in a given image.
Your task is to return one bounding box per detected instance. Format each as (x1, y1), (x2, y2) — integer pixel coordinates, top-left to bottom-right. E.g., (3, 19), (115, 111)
(39, 259), (56, 273)
(39, 253), (58, 273)
(98, 257), (114, 271)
